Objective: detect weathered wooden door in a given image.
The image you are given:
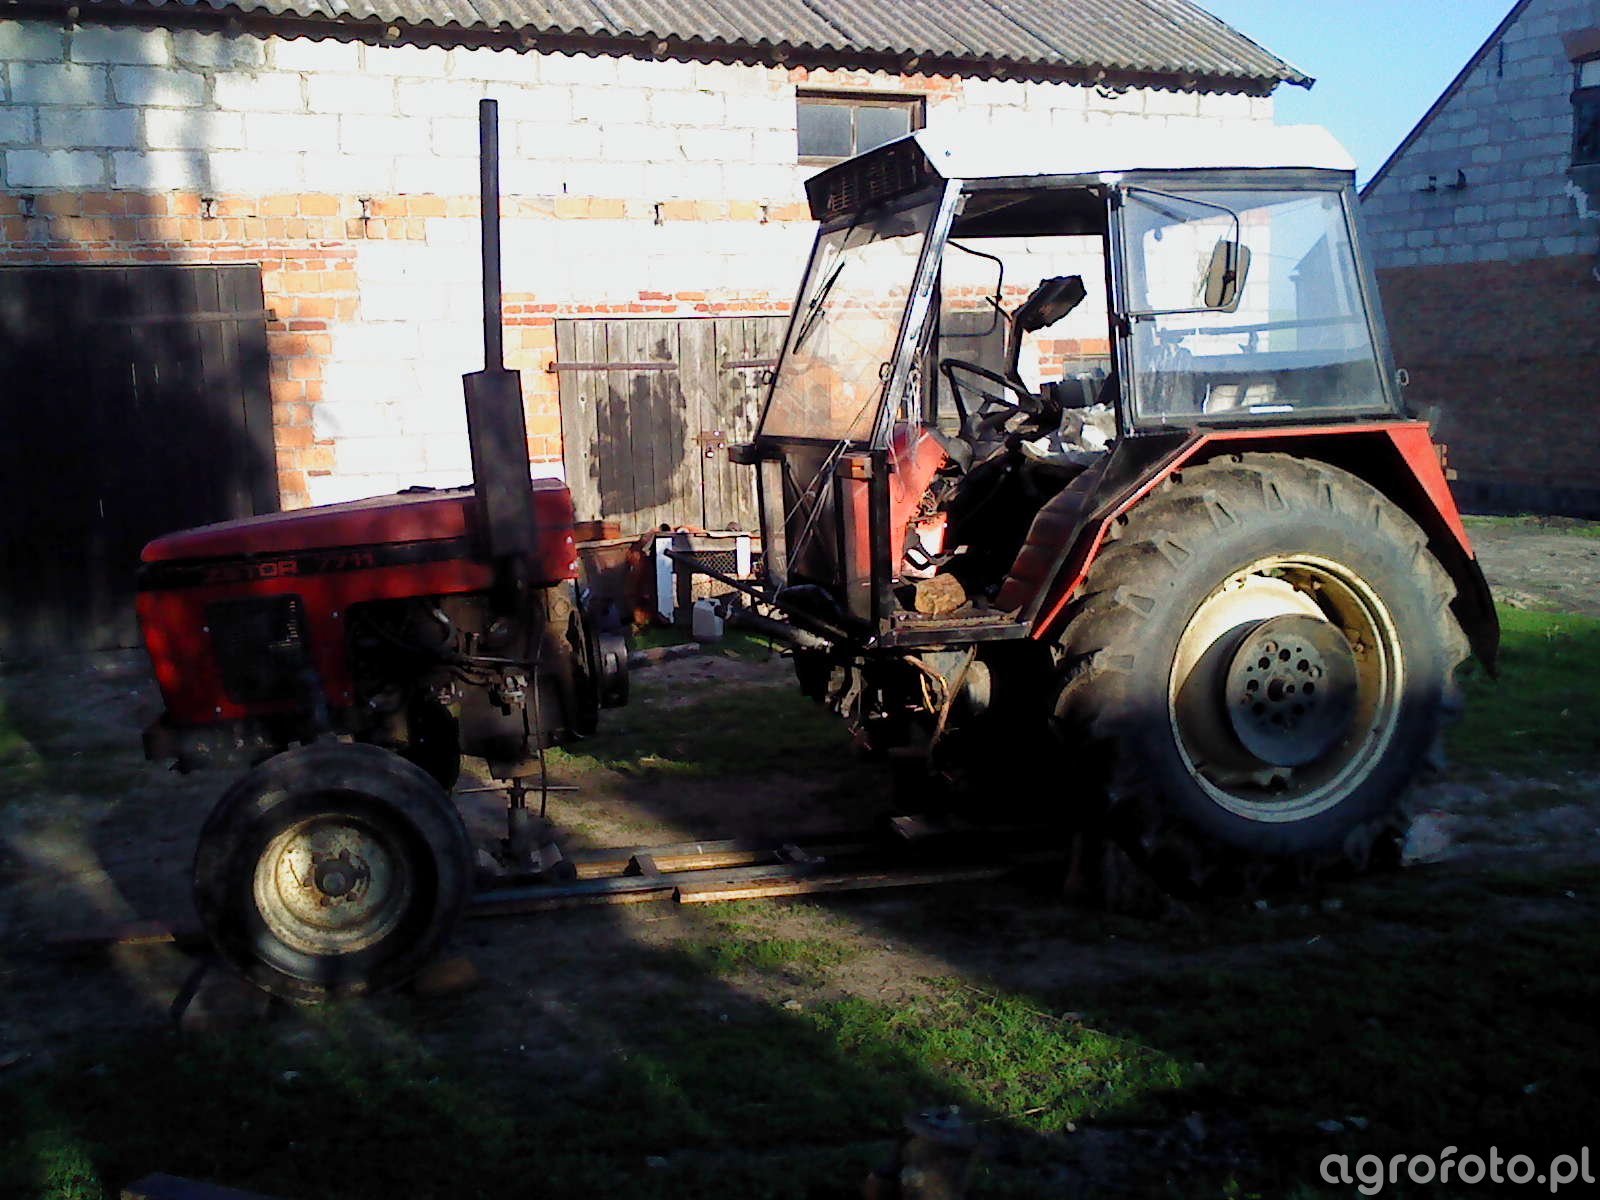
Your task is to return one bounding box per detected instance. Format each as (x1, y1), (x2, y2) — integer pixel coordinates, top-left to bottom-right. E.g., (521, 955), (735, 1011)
(0, 264), (276, 656)
(554, 316), (785, 534)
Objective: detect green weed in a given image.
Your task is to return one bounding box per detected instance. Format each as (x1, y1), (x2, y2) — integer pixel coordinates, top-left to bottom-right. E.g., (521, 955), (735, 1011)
(678, 934), (854, 978)
(1449, 606), (1600, 774)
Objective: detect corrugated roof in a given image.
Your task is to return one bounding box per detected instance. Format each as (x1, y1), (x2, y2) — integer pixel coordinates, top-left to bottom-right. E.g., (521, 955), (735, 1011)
(49, 0), (1309, 87)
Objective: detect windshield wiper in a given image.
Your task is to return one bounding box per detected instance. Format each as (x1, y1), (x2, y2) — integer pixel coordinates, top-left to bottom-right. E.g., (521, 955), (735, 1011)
(789, 198), (887, 353)
(792, 258), (846, 351)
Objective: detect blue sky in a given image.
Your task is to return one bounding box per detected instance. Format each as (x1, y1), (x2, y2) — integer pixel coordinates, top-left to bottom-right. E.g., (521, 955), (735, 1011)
(1200, 0), (1517, 184)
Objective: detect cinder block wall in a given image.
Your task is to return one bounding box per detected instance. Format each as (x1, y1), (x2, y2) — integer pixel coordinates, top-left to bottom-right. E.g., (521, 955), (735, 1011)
(0, 18), (1271, 509)
(1360, 0), (1600, 514)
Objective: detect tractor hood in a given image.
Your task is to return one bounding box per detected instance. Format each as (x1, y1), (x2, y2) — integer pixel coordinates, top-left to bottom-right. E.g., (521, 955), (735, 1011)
(141, 480), (573, 564)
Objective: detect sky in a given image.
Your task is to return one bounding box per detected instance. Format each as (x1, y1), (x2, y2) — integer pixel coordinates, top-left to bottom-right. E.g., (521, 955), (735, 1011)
(1199, 0), (1518, 185)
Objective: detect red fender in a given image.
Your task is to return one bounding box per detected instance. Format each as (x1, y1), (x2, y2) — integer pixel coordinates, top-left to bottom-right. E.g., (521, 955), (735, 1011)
(1025, 420), (1498, 672)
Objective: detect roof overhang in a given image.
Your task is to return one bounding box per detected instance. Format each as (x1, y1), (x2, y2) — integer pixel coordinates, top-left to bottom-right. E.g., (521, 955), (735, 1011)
(2, 0), (1309, 93)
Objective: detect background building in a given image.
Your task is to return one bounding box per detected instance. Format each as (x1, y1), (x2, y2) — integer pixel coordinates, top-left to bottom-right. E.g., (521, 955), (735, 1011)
(1361, 0), (1600, 517)
(1, 0), (1303, 651)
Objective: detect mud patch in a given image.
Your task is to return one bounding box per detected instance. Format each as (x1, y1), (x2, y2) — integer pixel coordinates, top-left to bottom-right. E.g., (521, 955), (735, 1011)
(1466, 518), (1600, 618)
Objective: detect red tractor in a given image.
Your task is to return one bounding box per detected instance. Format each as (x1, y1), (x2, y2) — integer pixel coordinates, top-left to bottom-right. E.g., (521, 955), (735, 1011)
(138, 113), (1497, 1000)
(684, 123), (1497, 893)
(138, 103), (626, 1000)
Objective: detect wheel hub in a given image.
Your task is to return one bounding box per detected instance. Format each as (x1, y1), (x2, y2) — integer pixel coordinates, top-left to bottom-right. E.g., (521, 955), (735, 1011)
(312, 850), (368, 900)
(1223, 613), (1358, 767)
(254, 816), (410, 956)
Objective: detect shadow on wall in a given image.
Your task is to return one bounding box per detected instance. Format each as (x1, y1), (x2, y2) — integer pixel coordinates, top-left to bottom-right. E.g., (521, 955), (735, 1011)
(593, 340), (689, 528)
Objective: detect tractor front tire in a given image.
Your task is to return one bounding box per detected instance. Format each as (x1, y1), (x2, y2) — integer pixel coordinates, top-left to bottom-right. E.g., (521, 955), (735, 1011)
(1054, 453), (1468, 893)
(194, 741), (473, 1002)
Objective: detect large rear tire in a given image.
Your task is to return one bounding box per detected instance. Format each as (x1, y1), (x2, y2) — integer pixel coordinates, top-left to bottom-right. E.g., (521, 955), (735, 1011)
(1053, 453), (1468, 893)
(193, 741), (473, 1002)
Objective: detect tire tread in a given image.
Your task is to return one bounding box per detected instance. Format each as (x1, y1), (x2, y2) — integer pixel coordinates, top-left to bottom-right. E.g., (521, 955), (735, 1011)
(1053, 452), (1469, 893)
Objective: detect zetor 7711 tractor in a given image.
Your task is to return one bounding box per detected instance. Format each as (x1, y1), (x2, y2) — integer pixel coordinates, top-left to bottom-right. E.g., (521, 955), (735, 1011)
(138, 103), (627, 1000)
(681, 122), (1497, 893)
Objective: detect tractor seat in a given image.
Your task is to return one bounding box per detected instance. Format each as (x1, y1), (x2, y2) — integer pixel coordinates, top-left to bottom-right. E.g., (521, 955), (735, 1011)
(994, 460), (1108, 614)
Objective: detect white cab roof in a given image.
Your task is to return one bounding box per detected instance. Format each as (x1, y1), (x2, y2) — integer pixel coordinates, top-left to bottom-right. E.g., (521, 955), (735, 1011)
(912, 122), (1356, 180)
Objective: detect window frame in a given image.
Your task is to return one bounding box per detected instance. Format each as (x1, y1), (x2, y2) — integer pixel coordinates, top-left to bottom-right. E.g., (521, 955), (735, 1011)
(1573, 57), (1600, 168)
(1109, 172), (1401, 432)
(795, 90), (926, 167)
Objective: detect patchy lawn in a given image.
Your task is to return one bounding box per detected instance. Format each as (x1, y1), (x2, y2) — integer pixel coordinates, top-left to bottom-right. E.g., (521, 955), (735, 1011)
(5, 865), (1598, 1198)
(2, 595), (1599, 1199)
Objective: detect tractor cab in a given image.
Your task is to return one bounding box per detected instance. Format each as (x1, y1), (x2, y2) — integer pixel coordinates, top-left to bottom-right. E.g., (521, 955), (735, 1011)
(739, 124), (1401, 647)
(709, 125), (1493, 897)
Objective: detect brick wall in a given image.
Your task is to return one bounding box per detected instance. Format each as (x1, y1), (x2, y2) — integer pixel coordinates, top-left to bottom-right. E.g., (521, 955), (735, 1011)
(1377, 254), (1600, 514)
(1, 18), (1273, 509)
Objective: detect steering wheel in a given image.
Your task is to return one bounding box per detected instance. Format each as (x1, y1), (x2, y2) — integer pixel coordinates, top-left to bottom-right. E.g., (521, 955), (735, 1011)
(940, 358), (1045, 438)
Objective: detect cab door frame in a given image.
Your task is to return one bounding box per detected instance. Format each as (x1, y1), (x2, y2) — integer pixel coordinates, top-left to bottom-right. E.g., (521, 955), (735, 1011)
(750, 178), (963, 634)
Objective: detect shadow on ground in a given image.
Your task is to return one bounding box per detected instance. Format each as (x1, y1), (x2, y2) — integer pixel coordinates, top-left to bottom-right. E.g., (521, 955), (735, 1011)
(3, 622), (1599, 1198)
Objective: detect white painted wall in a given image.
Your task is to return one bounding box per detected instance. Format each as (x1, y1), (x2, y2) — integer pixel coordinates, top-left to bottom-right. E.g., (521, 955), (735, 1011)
(0, 18), (1276, 504)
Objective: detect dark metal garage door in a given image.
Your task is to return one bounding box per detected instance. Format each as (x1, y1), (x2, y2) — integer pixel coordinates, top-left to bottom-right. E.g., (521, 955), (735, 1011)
(0, 264), (277, 657)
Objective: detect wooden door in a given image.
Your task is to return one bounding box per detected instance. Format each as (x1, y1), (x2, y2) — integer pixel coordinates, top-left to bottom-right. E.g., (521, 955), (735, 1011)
(0, 264), (275, 656)
(554, 316), (786, 534)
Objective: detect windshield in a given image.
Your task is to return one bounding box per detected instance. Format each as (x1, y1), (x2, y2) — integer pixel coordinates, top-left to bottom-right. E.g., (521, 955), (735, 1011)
(761, 195), (940, 443)
(1124, 187), (1389, 423)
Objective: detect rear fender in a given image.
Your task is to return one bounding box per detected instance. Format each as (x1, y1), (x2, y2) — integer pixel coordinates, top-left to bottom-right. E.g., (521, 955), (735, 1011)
(1026, 421), (1499, 673)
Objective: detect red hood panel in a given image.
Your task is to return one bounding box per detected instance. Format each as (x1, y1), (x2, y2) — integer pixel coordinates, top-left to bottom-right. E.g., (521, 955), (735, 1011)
(142, 482), (568, 562)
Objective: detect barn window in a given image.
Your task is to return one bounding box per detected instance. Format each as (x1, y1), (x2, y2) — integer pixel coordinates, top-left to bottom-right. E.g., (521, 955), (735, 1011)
(1573, 57), (1600, 167)
(796, 92), (923, 163)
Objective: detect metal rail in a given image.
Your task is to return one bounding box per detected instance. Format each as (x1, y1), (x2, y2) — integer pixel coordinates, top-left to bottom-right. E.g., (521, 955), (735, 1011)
(468, 817), (1065, 915)
(47, 818), (1065, 950)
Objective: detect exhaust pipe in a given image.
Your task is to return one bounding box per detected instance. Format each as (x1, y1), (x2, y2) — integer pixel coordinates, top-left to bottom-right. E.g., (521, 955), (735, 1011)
(462, 97), (537, 561)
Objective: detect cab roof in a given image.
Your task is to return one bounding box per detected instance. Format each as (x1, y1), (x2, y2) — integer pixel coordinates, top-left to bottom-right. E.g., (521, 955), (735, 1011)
(914, 122), (1355, 180)
(806, 122), (1355, 221)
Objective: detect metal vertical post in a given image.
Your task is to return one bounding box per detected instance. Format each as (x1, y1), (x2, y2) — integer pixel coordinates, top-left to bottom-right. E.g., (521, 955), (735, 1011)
(479, 98), (504, 374)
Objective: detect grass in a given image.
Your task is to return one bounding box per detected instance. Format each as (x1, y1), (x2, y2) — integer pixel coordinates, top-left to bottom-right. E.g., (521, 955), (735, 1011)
(4, 605), (1598, 1197)
(1464, 781), (1573, 822)
(0, 697), (39, 786)
(0, 969), (1191, 1199)
(7, 866), (1597, 1199)
(1462, 513), (1600, 537)
(813, 986), (1190, 1135)
(1082, 920), (1600, 1196)
(550, 676), (855, 779)
(678, 933), (855, 978)
(631, 626), (786, 663)
(1448, 606), (1600, 774)
(0, 692), (142, 806)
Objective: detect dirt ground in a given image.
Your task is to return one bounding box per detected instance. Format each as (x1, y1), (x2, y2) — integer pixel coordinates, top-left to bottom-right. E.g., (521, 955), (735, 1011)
(2, 517), (1598, 1195)
(1463, 518), (1600, 618)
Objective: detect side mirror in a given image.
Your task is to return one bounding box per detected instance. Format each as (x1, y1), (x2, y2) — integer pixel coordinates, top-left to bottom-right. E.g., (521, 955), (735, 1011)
(1015, 275), (1087, 334)
(1203, 238), (1250, 312)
